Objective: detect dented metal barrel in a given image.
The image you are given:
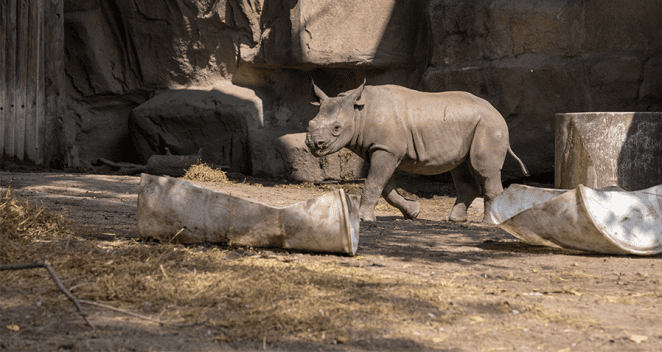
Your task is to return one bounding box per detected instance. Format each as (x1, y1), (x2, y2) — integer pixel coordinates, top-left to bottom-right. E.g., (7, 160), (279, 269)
(137, 174), (360, 255)
(490, 183), (662, 255)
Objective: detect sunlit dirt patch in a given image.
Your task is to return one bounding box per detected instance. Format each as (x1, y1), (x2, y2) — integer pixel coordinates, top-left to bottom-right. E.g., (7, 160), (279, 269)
(0, 181), (607, 347)
(3, 173), (662, 351)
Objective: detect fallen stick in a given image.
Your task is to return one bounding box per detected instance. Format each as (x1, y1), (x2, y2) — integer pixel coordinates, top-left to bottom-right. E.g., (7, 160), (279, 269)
(0, 261), (95, 330)
(79, 299), (206, 327)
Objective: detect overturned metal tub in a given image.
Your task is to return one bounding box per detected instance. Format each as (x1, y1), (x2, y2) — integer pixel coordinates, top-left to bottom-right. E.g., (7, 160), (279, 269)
(489, 184), (662, 255)
(137, 174), (360, 255)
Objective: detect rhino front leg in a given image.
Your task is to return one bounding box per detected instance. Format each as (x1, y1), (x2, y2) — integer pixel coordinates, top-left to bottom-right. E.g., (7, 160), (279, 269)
(382, 175), (420, 220)
(359, 150), (399, 221)
(448, 160), (482, 222)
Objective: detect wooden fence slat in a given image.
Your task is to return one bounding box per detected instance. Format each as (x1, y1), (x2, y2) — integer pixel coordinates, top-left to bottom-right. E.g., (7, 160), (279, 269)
(15, 0), (29, 161)
(43, 0), (65, 167)
(25, 0), (39, 162)
(5, 0), (17, 160)
(35, 0), (46, 165)
(0, 0), (7, 163)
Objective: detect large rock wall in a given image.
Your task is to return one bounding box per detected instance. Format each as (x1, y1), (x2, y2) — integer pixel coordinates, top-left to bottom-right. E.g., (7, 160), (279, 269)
(423, 0), (662, 178)
(59, 0), (662, 182)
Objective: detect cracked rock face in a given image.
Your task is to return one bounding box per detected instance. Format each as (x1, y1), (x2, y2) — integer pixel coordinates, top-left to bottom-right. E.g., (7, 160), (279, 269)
(423, 0), (662, 179)
(61, 0), (662, 182)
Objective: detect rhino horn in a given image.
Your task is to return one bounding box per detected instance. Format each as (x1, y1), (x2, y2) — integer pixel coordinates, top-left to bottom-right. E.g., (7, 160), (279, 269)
(310, 79), (329, 106)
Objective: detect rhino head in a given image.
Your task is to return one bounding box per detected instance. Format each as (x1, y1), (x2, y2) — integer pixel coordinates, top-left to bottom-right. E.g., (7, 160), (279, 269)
(305, 79), (366, 157)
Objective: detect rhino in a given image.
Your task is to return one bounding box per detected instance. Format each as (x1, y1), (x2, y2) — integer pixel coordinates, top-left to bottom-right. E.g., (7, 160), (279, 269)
(305, 80), (529, 224)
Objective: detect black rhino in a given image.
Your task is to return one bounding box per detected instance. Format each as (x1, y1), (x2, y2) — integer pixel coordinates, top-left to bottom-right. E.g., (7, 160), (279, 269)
(305, 80), (529, 224)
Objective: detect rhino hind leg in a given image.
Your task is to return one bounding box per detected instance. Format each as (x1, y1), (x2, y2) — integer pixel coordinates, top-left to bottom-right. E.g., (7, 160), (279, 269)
(382, 175), (420, 219)
(469, 121), (509, 224)
(448, 160), (482, 222)
(475, 171), (504, 224)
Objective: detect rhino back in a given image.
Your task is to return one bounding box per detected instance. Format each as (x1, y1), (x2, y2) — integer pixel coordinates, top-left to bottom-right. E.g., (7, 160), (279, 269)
(357, 86), (501, 174)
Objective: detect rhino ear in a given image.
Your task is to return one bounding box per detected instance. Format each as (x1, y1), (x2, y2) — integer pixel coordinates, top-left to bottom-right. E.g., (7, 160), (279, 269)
(310, 79), (328, 106)
(350, 79), (366, 106)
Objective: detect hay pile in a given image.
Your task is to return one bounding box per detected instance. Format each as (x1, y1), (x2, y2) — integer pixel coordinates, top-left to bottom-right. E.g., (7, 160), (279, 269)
(182, 161), (231, 184)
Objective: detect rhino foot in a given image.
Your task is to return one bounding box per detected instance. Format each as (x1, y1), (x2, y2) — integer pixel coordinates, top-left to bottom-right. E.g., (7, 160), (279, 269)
(446, 203), (469, 222)
(359, 209), (376, 222)
(446, 216), (468, 222)
(402, 201), (420, 220)
(446, 211), (469, 222)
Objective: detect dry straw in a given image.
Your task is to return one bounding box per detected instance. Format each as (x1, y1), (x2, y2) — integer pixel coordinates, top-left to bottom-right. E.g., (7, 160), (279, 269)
(0, 176), (459, 343)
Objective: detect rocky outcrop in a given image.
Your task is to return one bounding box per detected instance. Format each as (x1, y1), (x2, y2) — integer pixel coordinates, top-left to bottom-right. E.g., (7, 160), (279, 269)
(63, 0), (428, 180)
(62, 0), (253, 169)
(58, 0), (662, 183)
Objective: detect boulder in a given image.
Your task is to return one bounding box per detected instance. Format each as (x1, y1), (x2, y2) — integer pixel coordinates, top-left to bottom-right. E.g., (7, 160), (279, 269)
(276, 133), (366, 183)
(130, 83), (262, 175)
(62, 0), (251, 169)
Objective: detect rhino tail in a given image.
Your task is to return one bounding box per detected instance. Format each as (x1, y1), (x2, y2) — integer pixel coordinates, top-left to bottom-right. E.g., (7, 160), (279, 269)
(507, 146), (530, 177)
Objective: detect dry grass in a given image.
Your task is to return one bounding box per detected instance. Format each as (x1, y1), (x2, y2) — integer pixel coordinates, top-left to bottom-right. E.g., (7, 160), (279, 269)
(0, 179), (464, 343)
(0, 180), (72, 264)
(2, 236), (464, 343)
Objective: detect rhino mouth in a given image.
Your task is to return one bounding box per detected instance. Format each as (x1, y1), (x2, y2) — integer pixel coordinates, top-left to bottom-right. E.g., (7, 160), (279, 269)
(305, 134), (335, 157)
(309, 146), (331, 157)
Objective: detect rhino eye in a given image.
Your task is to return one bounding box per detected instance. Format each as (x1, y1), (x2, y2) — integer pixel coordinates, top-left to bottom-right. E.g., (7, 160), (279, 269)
(331, 123), (342, 135)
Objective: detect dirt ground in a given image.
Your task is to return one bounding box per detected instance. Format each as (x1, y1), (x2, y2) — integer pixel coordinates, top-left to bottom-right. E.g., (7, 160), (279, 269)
(1, 170), (661, 352)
